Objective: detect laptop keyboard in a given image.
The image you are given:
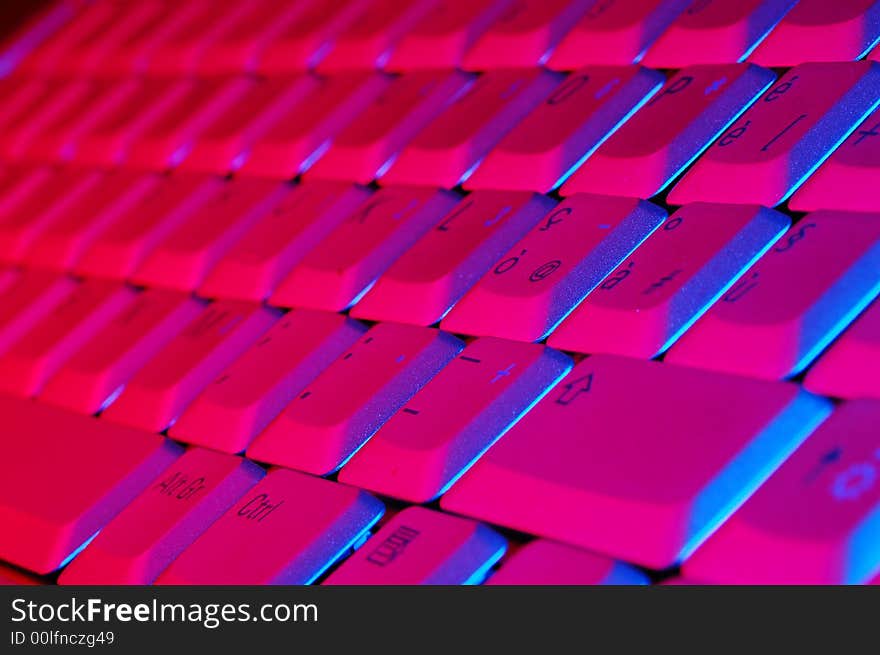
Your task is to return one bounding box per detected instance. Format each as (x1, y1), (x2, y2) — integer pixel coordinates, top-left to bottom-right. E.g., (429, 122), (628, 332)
(0, 0), (879, 586)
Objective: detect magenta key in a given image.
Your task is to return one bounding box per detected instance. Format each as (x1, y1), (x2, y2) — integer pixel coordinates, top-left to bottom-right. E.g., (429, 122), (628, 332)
(352, 191), (554, 326)
(270, 186), (458, 312)
(666, 211), (880, 380)
(668, 62), (880, 207)
(156, 469), (384, 585)
(199, 182), (370, 302)
(488, 540), (647, 585)
(171, 310), (365, 454)
(324, 506), (506, 585)
(59, 448), (263, 585)
(465, 65), (664, 193)
(684, 400), (880, 584)
(247, 322), (462, 476)
(39, 289), (204, 415)
(0, 270), (76, 358)
(102, 301), (278, 433)
(548, 203), (790, 358)
(440, 193), (666, 342)
(340, 337), (572, 503)
(380, 69), (561, 188)
(805, 301), (880, 401)
(440, 355), (832, 569)
(560, 64), (776, 199)
(547, 0), (690, 69)
(643, 0), (798, 67)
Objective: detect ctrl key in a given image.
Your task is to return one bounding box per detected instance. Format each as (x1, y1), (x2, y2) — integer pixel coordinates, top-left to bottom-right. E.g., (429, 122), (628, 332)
(156, 469), (384, 585)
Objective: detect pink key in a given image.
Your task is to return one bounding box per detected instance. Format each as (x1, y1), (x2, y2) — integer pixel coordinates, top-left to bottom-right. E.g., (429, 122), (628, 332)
(684, 400), (880, 584)
(324, 506), (506, 585)
(666, 211), (880, 380)
(352, 191), (554, 326)
(440, 355), (832, 569)
(132, 178), (287, 292)
(125, 77), (254, 171)
(380, 69), (560, 188)
(247, 322), (462, 476)
(0, 563), (41, 586)
(0, 165), (54, 221)
(156, 468), (384, 585)
(749, 0), (880, 66)
(0, 280), (135, 397)
(643, 0), (798, 67)
(547, 203), (790, 358)
(560, 64), (776, 199)
(270, 187), (458, 312)
(171, 310), (365, 454)
(487, 540), (647, 585)
(199, 182), (371, 302)
(547, 0), (690, 69)
(0, 78), (52, 134)
(804, 301), (880, 401)
(39, 289), (204, 415)
(256, 0), (371, 73)
(317, 0), (437, 72)
(177, 76), (317, 175)
(440, 194), (666, 342)
(465, 66), (664, 193)
(340, 337), (572, 502)
(59, 448), (263, 585)
(462, 0), (595, 70)
(0, 270), (75, 357)
(384, 0), (512, 71)
(74, 173), (222, 280)
(790, 107), (880, 212)
(307, 70), (472, 184)
(668, 62), (880, 207)
(0, 395), (180, 574)
(102, 301), (278, 433)
(238, 74), (390, 179)
(21, 170), (158, 271)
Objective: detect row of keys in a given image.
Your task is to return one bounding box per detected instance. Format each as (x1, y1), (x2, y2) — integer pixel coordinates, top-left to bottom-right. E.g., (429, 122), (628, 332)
(21, 0), (880, 76)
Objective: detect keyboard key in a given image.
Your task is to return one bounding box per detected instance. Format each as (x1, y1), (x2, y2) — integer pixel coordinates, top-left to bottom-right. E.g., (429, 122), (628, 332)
(465, 66), (664, 193)
(0, 395), (180, 574)
(440, 355), (832, 569)
(132, 178), (286, 292)
(0, 563), (41, 586)
(547, 0), (690, 69)
(0, 270), (75, 357)
(156, 469), (384, 585)
(75, 173), (222, 280)
(440, 194), (666, 342)
(58, 448), (263, 585)
(749, 0), (880, 66)
(0, 165), (53, 220)
(171, 310), (365, 454)
(0, 280), (135, 397)
(199, 183), (370, 302)
(380, 69), (560, 187)
(247, 322), (462, 476)
(487, 540), (647, 585)
(324, 506), (506, 585)
(790, 107), (880, 212)
(40, 289), (203, 415)
(804, 301), (880, 400)
(352, 191), (554, 326)
(666, 211), (880, 380)
(270, 187), (458, 312)
(684, 400), (880, 584)
(547, 203), (790, 358)
(385, 0), (513, 71)
(238, 74), (391, 179)
(668, 62), (880, 207)
(642, 0), (798, 67)
(307, 70), (472, 184)
(462, 0), (595, 70)
(102, 301), (278, 433)
(559, 64), (776, 199)
(340, 338), (572, 502)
